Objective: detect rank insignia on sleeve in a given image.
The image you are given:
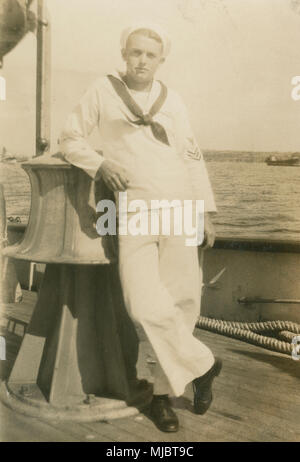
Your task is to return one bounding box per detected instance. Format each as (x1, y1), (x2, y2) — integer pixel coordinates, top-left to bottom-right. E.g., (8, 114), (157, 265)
(186, 145), (202, 161)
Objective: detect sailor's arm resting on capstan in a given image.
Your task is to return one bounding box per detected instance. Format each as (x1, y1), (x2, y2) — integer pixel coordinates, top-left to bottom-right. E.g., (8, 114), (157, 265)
(59, 82), (104, 180)
(59, 82), (130, 191)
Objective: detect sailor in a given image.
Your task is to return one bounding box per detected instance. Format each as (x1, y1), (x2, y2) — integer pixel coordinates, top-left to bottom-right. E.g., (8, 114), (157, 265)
(60, 23), (222, 433)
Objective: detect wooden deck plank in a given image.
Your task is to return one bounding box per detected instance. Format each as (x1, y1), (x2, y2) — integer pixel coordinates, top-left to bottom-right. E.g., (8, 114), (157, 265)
(215, 361), (300, 400)
(43, 420), (115, 442)
(124, 400), (254, 442)
(215, 377), (300, 413)
(172, 396), (281, 442)
(81, 420), (148, 443)
(175, 410), (255, 442)
(201, 383), (298, 441)
(106, 405), (253, 443)
(214, 381), (300, 425)
(106, 415), (174, 443)
(217, 358), (300, 387)
(209, 399), (299, 442)
(0, 402), (79, 442)
(1, 290), (299, 442)
(108, 414), (213, 443)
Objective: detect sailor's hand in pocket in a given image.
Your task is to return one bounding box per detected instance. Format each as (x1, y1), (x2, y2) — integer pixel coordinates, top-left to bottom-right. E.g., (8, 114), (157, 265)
(98, 159), (130, 192)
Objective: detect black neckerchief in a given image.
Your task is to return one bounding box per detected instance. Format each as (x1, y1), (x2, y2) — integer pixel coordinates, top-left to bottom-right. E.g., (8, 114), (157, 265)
(107, 74), (170, 146)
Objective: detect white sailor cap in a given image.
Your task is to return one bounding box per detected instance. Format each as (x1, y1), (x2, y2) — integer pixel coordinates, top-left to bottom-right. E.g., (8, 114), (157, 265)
(120, 22), (171, 57)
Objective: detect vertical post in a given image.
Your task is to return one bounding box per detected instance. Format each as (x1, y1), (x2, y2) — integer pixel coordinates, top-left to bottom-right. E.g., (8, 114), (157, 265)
(36, 0), (51, 157)
(0, 184), (7, 244)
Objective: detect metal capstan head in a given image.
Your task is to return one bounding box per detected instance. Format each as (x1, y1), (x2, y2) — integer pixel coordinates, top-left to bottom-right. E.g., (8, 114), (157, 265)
(0, 0), (36, 67)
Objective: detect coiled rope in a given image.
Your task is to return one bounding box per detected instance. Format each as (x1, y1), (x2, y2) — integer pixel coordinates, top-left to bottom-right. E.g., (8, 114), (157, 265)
(196, 317), (300, 356)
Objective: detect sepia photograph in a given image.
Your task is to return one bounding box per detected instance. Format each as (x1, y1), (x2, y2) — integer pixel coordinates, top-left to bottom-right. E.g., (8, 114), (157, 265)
(0, 0), (299, 444)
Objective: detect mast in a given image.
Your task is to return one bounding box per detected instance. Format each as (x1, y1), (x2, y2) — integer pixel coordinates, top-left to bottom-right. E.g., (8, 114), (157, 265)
(35, 0), (51, 157)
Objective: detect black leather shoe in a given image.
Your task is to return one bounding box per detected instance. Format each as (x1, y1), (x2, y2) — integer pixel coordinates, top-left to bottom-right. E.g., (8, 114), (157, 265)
(149, 395), (179, 432)
(193, 357), (222, 415)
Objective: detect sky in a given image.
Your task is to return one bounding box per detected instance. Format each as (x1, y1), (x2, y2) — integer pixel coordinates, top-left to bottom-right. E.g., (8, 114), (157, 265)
(1, 0), (300, 157)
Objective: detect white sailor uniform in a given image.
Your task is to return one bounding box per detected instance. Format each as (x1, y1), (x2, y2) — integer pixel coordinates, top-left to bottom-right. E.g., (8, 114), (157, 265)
(60, 71), (216, 397)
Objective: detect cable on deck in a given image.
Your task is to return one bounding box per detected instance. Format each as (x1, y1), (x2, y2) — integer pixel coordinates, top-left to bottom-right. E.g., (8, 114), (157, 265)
(196, 317), (300, 356)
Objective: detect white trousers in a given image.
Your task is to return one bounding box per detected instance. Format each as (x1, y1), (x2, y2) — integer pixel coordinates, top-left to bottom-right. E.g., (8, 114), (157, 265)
(118, 214), (214, 398)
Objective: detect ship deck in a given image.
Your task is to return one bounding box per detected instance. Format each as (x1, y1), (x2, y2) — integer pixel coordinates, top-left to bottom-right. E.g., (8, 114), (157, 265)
(0, 290), (299, 442)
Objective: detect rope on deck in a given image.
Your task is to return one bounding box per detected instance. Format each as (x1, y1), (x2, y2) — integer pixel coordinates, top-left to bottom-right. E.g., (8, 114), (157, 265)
(196, 317), (300, 356)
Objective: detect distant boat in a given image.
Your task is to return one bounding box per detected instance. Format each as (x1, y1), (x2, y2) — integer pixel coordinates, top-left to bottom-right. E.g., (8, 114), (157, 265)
(1, 147), (17, 163)
(265, 153), (300, 166)
(2, 157), (17, 164)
